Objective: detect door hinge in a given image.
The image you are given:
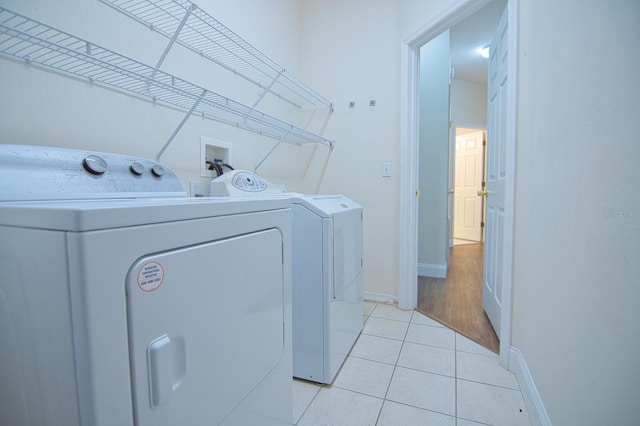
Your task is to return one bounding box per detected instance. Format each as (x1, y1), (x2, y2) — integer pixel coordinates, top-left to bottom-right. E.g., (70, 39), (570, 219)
(481, 221), (485, 228)
(483, 138), (487, 147)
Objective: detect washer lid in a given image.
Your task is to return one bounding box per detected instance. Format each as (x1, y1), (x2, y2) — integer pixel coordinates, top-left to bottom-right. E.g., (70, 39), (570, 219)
(294, 195), (362, 217)
(0, 145), (186, 201)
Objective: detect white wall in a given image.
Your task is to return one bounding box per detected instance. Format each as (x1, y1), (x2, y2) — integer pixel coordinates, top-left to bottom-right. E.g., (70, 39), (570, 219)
(298, 0), (401, 299)
(298, 0), (454, 300)
(451, 79), (487, 126)
(513, 0), (640, 424)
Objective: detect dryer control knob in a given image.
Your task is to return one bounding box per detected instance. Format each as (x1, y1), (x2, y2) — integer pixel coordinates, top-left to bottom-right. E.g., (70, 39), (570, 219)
(151, 164), (165, 177)
(83, 154), (108, 175)
(130, 161), (145, 176)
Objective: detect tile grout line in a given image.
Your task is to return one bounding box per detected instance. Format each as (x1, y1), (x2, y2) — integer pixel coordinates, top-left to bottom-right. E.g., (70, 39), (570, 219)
(371, 304), (464, 424)
(369, 303), (387, 426)
(455, 332), (459, 426)
(296, 303), (379, 425)
(293, 382), (323, 426)
(374, 304), (413, 426)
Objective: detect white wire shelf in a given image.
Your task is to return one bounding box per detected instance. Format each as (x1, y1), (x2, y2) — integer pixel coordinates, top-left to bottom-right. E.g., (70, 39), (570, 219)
(0, 7), (335, 150)
(100, 0), (333, 112)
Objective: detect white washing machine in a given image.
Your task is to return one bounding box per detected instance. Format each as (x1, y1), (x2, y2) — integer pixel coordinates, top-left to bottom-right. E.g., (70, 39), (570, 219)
(0, 145), (292, 426)
(211, 171), (363, 384)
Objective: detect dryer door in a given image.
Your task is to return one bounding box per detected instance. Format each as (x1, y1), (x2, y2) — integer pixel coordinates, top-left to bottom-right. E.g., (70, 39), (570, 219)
(126, 228), (287, 426)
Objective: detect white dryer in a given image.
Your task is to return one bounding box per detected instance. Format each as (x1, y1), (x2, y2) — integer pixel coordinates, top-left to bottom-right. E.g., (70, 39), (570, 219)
(0, 146), (292, 426)
(211, 171), (363, 384)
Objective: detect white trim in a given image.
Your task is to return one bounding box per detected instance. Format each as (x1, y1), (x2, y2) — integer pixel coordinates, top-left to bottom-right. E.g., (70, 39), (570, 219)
(397, 41), (419, 311)
(509, 346), (552, 426)
(404, 0), (494, 47)
(498, 0), (518, 370)
(398, 0), (518, 368)
(417, 263), (447, 278)
(363, 291), (397, 305)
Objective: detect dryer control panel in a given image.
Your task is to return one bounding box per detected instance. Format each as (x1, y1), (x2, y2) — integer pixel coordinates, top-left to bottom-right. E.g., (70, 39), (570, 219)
(0, 145), (186, 201)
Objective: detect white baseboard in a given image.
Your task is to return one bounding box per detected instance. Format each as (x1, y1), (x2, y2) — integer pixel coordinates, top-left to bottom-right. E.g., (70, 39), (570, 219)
(509, 346), (552, 426)
(363, 291), (397, 305)
(417, 263), (447, 278)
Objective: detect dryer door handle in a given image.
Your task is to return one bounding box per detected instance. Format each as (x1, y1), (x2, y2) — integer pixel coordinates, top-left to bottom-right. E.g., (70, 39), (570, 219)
(147, 334), (186, 408)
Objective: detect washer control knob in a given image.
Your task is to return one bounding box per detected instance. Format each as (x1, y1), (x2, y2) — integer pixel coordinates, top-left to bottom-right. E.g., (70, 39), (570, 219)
(151, 164), (165, 177)
(130, 161), (145, 176)
(83, 154), (108, 175)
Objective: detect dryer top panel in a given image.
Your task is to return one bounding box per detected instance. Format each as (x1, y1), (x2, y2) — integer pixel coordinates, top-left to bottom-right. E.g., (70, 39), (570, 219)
(0, 144), (186, 201)
(0, 195), (291, 231)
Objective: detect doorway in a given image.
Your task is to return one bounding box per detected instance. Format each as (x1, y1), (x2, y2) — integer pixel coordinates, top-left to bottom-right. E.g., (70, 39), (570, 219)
(420, 125), (494, 351)
(399, 0), (517, 367)
(416, 2), (496, 351)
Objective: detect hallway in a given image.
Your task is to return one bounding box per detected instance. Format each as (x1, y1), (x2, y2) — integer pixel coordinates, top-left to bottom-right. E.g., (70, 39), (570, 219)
(417, 243), (499, 353)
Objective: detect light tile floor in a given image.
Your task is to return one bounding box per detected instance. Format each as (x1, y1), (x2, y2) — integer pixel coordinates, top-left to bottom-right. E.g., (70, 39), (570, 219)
(293, 302), (531, 426)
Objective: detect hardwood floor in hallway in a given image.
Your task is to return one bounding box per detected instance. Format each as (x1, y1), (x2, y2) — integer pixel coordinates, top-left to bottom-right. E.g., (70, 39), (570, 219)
(417, 243), (500, 353)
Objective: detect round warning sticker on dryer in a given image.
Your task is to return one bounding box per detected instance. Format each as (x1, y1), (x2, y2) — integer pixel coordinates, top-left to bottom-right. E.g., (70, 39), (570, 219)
(137, 261), (164, 292)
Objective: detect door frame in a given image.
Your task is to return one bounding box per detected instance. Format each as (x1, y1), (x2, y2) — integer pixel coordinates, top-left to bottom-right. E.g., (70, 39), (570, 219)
(398, 0), (518, 368)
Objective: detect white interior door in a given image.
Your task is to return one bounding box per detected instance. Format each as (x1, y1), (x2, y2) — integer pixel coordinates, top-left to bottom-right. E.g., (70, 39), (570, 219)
(454, 129), (485, 242)
(483, 6), (508, 334)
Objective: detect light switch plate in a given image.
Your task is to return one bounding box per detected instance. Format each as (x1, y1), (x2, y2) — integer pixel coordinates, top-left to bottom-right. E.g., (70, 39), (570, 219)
(382, 161), (392, 177)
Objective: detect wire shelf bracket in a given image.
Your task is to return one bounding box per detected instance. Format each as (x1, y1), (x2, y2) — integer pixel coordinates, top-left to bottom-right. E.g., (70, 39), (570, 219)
(100, 0), (334, 114)
(99, 0), (335, 164)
